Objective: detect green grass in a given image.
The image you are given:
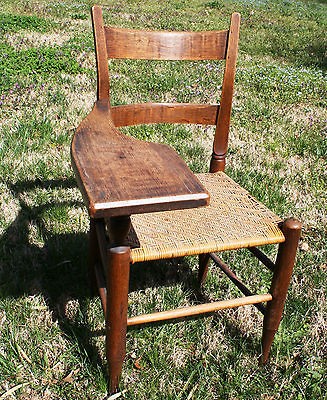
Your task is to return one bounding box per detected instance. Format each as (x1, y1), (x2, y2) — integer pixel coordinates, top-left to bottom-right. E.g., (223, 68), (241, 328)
(0, 0), (326, 399)
(0, 13), (53, 33)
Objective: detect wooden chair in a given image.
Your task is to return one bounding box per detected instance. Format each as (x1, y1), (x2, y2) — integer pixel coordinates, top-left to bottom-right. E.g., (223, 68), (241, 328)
(71, 5), (301, 395)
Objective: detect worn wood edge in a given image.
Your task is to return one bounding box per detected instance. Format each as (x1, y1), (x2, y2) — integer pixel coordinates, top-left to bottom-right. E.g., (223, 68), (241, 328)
(94, 192), (209, 211)
(70, 153), (92, 211)
(211, 12), (241, 172)
(111, 103), (219, 126)
(71, 101), (210, 217)
(91, 196), (209, 219)
(71, 100), (113, 214)
(106, 25), (228, 37)
(127, 294), (272, 326)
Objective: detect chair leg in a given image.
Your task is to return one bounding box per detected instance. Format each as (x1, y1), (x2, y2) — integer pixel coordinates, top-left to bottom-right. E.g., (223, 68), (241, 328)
(88, 218), (99, 296)
(106, 246), (131, 395)
(198, 253), (210, 286)
(261, 218), (301, 364)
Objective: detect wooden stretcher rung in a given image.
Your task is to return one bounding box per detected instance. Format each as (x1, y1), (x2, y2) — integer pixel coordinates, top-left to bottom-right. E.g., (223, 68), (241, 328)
(209, 252), (267, 314)
(248, 246), (276, 272)
(127, 293), (272, 326)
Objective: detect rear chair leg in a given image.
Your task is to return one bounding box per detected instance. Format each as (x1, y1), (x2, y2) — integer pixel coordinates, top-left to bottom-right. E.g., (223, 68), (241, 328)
(106, 246), (130, 395)
(261, 218), (301, 363)
(198, 253), (211, 286)
(88, 218), (99, 296)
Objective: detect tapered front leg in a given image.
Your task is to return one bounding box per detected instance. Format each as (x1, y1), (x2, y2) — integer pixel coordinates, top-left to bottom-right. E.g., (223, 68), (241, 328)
(261, 218), (301, 363)
(106, 245), (131, 394)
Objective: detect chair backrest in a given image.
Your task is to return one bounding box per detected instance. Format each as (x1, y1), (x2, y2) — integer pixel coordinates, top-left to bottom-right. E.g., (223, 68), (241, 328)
(91, 5), (240, 172)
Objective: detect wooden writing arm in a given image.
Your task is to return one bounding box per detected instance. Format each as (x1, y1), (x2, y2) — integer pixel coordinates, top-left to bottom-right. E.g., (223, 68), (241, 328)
(71, 100), (209, 218)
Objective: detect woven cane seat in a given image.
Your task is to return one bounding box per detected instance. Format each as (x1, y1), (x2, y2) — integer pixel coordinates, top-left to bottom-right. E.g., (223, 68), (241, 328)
(127, 172), (285, 263)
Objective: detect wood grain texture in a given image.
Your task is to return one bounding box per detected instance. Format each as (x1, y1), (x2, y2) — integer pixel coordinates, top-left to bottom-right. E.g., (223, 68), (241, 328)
(105, 26), (229, 60)
(210, 12), (241, 172)
(73, 9), (300, 393)
(127, 294), (272, 326)
(261, 218), (302, 363)
(106, 246), (130, 394)
(71, 100), (209, 218)
(92, 5), (110, 100)
(111, 103), (219, 126)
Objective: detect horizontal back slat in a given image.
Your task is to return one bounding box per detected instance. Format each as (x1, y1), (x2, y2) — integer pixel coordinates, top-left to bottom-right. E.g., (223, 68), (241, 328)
(105, 27), (229, 60)
(110, 103), (219, 126)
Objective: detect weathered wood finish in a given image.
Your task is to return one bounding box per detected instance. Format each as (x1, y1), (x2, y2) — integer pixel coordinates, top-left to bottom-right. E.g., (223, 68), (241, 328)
(210, 12), (240, 172)
(127, 294), (272, 326)
(106, 246), (130, 394)
(105, 26), (229, 60)
(111, 103), (219, 127)
(92, 5), (110, 100)
(72, 7), (301, 395)
(71, 100), (209, 218)
(91, 5), (241, 175)
(261, 218), (301, 363)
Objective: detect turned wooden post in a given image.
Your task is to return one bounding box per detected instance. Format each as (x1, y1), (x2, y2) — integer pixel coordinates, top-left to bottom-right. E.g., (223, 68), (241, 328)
(106, 245), (131, 394)
(261, 218), (301, 363)
(105, 215), (131, 394)
(210, 12), (240, 173)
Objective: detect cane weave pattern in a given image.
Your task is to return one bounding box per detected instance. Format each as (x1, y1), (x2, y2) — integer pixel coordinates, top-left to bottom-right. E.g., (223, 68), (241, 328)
(127, 172), (285, 263)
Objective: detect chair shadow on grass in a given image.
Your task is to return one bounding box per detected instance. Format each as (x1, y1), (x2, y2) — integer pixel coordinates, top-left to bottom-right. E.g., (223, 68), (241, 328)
(0, 177), (261, 380)
(0, 177), (106, 375)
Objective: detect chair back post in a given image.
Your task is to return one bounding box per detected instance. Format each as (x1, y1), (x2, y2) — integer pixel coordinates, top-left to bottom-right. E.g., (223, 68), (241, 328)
(92, 5), (110, 101)
(210, 12), (240, 172)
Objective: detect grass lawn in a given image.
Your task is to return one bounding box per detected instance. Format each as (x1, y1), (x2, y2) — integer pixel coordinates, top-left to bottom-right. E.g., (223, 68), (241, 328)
(0, 0), (326, 399)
